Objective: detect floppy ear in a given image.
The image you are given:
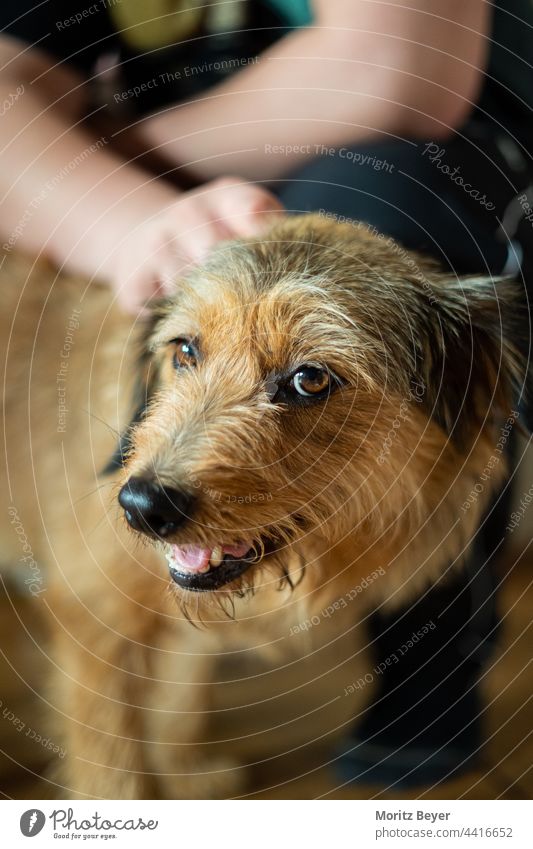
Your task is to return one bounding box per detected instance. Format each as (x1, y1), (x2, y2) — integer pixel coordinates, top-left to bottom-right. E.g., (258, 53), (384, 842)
(417, 275), (531, 444)
(101, 313), (161, 475)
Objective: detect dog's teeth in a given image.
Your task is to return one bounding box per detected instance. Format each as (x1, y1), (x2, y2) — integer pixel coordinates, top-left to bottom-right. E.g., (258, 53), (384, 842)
(210, 546), (223, 567)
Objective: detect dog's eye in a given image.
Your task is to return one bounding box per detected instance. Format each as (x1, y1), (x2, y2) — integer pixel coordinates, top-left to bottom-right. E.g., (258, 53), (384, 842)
(171, 338), (198, 369)
(271, 364), (338, 404)
(291, 366), (331, 397)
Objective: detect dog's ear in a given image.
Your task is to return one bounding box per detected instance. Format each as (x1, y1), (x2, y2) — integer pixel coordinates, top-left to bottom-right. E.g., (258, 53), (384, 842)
(102, 314), (161, 475)
(416, 275), (531, 443)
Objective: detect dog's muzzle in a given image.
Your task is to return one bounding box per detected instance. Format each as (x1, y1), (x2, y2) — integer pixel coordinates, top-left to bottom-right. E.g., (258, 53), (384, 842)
(118, 477), (280, 592)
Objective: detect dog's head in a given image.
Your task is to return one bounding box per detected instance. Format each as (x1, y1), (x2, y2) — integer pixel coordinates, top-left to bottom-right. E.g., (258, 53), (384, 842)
(113, 215), (530, 603)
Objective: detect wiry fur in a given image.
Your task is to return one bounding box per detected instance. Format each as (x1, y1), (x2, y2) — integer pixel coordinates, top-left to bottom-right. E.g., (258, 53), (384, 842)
(0, 216), (529, 798)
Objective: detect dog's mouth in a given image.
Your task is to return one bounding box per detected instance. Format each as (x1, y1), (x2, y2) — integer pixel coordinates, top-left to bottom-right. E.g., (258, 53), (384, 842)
(165, 540), (262, 591)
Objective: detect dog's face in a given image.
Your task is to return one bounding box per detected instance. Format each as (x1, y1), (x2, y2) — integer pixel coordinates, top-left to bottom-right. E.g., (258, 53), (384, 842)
(116, 215), (527, 600)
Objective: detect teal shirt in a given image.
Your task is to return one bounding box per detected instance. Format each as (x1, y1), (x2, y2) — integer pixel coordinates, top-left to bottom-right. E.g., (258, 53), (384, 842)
(265, 0), (312, 27)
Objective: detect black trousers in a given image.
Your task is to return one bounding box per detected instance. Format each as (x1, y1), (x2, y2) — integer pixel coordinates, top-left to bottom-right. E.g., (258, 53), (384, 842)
(275, 123), (532, 785)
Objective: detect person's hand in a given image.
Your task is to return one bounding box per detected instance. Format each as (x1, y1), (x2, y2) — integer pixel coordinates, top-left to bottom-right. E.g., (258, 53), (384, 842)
(109, 177), (284, 313)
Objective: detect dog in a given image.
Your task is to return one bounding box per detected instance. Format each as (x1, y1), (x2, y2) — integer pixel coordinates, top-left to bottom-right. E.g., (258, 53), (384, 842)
(0, 214), (529, 798)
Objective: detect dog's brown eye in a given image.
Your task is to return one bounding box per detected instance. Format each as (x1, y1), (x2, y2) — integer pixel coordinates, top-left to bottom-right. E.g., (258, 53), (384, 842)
(291, 366), (330, 397)
(171, 338), (198, 369)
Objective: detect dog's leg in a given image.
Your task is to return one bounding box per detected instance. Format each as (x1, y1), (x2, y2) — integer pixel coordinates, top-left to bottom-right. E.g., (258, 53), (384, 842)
(44, 561), (173, 801)
(143, 625), (246, 800)
(51, 599), (243, 799)
(51, 625), (160, 800)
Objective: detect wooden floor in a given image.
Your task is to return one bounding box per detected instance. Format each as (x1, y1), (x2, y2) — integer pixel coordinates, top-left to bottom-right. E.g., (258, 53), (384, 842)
(1, 546), (531, 800)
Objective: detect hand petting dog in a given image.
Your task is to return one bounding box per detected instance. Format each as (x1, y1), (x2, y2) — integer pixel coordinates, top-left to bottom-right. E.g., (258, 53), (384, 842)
(109, 177), (283, 314)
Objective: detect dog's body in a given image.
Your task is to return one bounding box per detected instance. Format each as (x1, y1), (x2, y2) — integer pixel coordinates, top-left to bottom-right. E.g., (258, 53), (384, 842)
(0, 216), (527, 798)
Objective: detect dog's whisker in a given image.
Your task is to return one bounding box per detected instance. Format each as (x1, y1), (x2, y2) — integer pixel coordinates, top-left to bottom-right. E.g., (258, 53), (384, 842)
(280, 565), (294, 592)
(73, 481), (114, 505)
(81, 408), (121, 438)
(85, 509), (114, 539)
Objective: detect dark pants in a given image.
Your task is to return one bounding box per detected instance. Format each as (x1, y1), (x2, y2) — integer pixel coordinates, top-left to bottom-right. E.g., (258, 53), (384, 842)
(276, 124), (532, 786)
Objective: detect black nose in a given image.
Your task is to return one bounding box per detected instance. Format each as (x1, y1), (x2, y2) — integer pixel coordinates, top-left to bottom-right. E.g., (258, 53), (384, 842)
(118, 476), (193, 538)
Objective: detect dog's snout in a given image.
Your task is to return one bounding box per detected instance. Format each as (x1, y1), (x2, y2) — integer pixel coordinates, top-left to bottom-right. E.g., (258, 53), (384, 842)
(118, 476), (193, 538)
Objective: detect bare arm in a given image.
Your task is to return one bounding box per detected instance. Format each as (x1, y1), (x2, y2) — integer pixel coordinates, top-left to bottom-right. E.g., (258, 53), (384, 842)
(0, 36), (177, 279)
(141, 0), (491, 180)
(0, 36), (281, 310)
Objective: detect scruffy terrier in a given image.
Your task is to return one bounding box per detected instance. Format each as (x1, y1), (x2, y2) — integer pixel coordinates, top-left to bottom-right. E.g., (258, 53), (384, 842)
(0, 215), (529, 799)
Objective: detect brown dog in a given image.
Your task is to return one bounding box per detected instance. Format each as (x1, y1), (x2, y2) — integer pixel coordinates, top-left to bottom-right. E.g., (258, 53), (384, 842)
(0, 215), (528, 798)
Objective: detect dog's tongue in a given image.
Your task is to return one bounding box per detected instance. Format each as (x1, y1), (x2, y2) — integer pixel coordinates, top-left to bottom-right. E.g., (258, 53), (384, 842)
(169, 542), (252, 572)
(222, 542), (253, 558)
(171, 544), (210, 571)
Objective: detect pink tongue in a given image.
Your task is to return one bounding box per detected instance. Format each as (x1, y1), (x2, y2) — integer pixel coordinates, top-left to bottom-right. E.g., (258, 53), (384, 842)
(171, 542), (252, 572)
(171, 544), (211, 572)
(224, 542), (253, 558)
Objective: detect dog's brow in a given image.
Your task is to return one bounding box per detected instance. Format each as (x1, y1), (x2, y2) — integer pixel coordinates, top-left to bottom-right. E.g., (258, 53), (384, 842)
(151, 319), (200, 349)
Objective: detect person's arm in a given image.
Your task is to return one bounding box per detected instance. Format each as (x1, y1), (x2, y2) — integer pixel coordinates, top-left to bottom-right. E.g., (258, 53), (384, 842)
(0, 36), (181, 277)
(141, 0), (490, 180)
(0, 36), (281, 311)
